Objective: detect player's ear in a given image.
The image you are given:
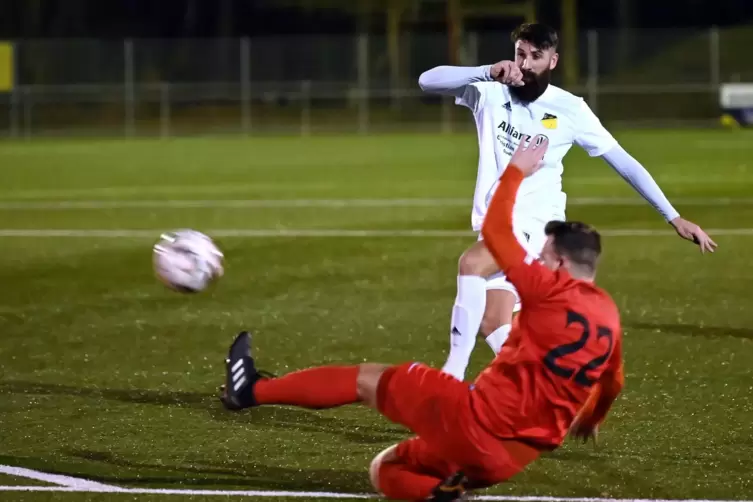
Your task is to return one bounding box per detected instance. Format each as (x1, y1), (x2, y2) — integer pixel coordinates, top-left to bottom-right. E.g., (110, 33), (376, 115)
(549, 52), (559, 70)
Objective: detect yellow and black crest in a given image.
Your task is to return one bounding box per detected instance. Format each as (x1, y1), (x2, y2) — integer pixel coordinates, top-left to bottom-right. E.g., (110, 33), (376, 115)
(541, 113), (558, 129)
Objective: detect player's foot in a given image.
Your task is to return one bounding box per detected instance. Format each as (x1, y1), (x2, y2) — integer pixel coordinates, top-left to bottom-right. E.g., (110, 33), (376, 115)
(219, 331), (272, 411)
(426, 471), (468, 501)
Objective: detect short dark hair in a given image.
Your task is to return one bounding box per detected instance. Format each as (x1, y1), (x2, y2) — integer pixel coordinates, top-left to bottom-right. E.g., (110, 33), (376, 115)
(511, 23), (559, 51)
(544, 221), (601, 274)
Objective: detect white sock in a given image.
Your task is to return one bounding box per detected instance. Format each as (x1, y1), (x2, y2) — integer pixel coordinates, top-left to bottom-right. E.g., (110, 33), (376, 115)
(485, 324), (512, 354)
(441, 275), (487, 381)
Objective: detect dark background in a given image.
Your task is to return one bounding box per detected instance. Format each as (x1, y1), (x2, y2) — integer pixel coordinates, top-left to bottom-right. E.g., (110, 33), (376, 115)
(2, 0), (753, 39)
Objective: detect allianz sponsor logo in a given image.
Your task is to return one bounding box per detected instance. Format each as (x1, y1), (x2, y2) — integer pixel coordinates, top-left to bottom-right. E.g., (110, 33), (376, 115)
(496, 120), (526, 140)
(496, 120), (526, 153)
(493, 122), (514, 155)
(496, 121), (548, 154)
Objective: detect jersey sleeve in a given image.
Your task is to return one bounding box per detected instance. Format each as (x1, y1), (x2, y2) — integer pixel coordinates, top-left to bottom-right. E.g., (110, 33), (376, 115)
(574, 99), (618, 157)
(418, 65), (491, 113)
(481, 167), (557, 305)
(573, 333), (624, 428)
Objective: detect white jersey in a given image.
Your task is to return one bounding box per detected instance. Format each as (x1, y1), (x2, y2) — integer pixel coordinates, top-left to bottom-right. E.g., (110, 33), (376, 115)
(456, 82), (618, 231)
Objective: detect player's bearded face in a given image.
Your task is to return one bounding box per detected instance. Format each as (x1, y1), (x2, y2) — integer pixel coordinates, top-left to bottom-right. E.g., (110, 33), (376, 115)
(511, 41), (556, 103)
(510, 67), (551, 103)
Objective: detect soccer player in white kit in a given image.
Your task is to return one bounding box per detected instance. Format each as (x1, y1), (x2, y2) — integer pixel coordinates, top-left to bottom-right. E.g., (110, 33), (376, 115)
(419, 23), (717, 382)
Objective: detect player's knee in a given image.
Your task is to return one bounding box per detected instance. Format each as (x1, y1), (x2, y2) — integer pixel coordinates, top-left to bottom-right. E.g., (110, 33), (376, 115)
(458, 243), (497, 276)
(479, 290), (517, 337)
(368, 444), (399, 493)
(479, 314), (500, 339)
(480, 309), (509, 338)
(357, 363), (389, 408)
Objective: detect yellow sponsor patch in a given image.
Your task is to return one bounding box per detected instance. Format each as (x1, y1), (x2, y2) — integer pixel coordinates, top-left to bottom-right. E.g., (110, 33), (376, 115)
(541, 113), (558, 129)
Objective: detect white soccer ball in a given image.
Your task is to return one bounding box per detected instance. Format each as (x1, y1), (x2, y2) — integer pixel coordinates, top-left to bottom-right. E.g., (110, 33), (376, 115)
(153, 230), (224, 293)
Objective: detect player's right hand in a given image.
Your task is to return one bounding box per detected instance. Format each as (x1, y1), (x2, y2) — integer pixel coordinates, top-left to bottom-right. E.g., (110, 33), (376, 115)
(569, 419), (599, 448)
(669, 217), (717, 253)
(509, 134), (548, 177)
(491, 60), (525, 87)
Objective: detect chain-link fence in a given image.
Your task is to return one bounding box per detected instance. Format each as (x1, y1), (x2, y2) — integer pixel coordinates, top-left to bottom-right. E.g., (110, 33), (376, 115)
(1, 26), (751, 137)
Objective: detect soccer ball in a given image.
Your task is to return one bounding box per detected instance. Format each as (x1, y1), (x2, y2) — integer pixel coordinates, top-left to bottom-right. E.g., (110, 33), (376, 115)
(153, 230), (224, 293)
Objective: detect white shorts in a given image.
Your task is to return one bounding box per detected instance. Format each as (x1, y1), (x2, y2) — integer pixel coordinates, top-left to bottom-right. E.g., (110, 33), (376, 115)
(478, 210), (564, 309)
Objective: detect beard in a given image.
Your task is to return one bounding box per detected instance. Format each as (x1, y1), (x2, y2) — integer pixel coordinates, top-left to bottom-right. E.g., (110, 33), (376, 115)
(509, 67), (551, 103)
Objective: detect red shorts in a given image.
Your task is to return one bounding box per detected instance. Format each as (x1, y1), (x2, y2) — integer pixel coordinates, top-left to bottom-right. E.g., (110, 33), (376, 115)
(376, 362), (540, 486)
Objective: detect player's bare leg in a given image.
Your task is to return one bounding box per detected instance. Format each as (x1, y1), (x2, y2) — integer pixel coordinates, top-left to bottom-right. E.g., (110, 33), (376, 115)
(370, 440), (470, 501)
(356, 362), (390, 408)
(441, 240), (500, 381)
(221, 334), (471, 501)
(479, 288), (517, 354)
(310, 363), (471, 500)
(369, 444), (399, 491)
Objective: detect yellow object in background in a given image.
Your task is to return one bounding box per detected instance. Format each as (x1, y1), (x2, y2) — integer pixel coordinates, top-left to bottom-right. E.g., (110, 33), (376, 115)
(0, 42), (14, 92)
(720, 113), (741, 128)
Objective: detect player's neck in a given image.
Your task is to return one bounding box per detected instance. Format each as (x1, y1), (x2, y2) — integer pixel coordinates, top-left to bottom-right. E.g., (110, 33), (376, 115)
(565, 266), (595, 283)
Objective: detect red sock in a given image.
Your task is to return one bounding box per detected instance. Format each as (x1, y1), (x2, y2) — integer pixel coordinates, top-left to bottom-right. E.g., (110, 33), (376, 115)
(254, 365), (360, 409)
(377, 462), (440, 501)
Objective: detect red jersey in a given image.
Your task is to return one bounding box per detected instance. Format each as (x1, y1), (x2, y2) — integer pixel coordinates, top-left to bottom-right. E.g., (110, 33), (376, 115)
(470, 167), (624, 449)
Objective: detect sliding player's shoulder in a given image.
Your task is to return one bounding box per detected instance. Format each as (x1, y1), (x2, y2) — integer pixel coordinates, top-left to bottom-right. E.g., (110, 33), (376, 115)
(593, 284), (622, 325)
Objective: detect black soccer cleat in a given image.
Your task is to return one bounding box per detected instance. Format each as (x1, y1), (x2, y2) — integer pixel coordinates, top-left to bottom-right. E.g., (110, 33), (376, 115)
(219, 331), (269, 411)
(426, 471), (469, 502)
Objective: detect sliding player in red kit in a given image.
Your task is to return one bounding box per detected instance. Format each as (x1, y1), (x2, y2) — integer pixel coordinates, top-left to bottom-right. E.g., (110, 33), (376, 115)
(218, 134), (625, 501)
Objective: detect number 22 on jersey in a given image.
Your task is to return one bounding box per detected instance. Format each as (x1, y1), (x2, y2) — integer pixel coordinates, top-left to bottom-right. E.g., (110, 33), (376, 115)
(543, 310), (614, 387)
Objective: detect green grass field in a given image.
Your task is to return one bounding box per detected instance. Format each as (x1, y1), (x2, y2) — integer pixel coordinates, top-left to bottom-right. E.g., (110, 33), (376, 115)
(1, 129), (752, 501)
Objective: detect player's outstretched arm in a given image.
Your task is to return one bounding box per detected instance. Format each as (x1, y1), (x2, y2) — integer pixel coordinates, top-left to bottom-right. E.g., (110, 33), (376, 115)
(481, 135), (549, 270)
(600, 145), (717, 253)
(570, 336), (625, 442)
(574, 99), (716, 253)
(482, 135), (548, 266)
(480, 165), (527, 267)
(418, 65), (492, 97)
(418, 61), (525, 97)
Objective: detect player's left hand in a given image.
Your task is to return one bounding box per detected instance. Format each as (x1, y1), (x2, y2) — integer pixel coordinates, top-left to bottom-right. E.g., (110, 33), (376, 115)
(669, 217), (717, 253)
(510, 134), (548, 177)
(569, 419), (599, 447)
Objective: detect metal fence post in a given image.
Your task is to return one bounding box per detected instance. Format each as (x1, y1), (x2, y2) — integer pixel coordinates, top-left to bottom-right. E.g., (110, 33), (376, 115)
(23, 86), (31, 140)
(160, 82), (170, 139)
(124, 39), (135, 138)
(441, 97), (452, 134)
(240, 37), (251, 133)
(357, 32), (369, 135)
(9, 41), (18, 138)
(301, 80), (311, 136)
(710, 25), (720, 90)
(467, 32), (479, 65)
(9, 86), (18, 138)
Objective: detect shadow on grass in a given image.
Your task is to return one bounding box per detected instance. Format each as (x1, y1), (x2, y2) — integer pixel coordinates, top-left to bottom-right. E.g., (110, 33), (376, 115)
(626, 321), (753, 340)
(0, 380), (407, 445)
